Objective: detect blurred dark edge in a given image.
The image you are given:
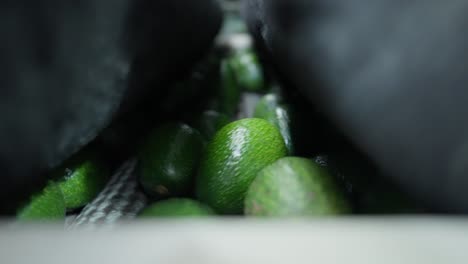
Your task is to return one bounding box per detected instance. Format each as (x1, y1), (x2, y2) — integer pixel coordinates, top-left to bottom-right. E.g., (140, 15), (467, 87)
(243, 0), (468, 212)
(0, 0), (222, 214)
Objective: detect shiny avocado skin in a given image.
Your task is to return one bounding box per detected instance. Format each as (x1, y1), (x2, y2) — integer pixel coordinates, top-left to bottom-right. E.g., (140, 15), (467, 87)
(196, 118), (287, 214)
(139, 123), (204, 198)
(245, 157), (351, 216)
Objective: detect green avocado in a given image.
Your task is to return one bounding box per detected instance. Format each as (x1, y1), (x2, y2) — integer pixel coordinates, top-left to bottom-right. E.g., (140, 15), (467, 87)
(196, 118), (287, 214)
(17, 182), (66, 221)
(254, 93), (294, 154)
(245, 157), (351, 216)
(229, 51), (264, 92)
(218, 58), (241, 117)
(55, 153), (109, 209)
(139, 123), (204, 198)
(139, 198), (214, 217)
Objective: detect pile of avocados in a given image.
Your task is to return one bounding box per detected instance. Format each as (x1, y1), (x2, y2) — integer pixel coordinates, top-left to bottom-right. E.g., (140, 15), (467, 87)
(17, 40), (425, 221)
(134, 46), (355, 217)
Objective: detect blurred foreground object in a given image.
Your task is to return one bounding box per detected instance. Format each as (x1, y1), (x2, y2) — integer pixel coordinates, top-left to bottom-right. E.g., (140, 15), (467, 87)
(243, 0), (468, 212)
(2, 219), (468, 264)
(0, 0), (221, 213)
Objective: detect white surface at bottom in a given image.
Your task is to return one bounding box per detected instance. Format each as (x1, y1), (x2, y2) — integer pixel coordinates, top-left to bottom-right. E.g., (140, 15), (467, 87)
(0, 217), (466, 264)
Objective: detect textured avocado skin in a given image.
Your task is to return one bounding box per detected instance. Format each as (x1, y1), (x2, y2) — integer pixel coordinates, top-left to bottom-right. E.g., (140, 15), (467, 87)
(245, 157), (350, 216)
(139, 123), (204, 198)
(17, 182), (66, 221)
(196, 118), (287, 214)
(56, 153), (109, 209)
(0, 0), (222, 213)
(139, 198), (214, 217)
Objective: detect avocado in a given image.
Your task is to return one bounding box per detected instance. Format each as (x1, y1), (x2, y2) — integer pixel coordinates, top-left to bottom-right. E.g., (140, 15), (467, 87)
(139, 123), (204, 198)
(139, 198), (214, 217)
(245, 157), (351, 216)
(254, 93), (294, 154)
(218, 59), (241, 117)
(229, 50), (265, 92)
(17, 182), (66, 221)
(55, 152), (109, 209)
(196, 118), (287, 214)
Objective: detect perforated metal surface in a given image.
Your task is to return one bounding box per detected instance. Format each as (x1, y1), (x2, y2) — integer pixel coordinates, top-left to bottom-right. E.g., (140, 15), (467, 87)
(67, 159), (147, 229)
